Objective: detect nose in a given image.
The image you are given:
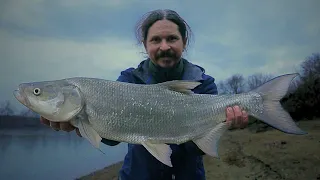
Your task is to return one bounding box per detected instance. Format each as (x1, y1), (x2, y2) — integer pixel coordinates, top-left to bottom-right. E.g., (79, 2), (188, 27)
(159, 40), (170, 51)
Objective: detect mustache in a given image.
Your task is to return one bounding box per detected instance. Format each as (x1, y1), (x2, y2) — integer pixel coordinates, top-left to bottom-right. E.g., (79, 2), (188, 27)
(155, 50), (177, 60)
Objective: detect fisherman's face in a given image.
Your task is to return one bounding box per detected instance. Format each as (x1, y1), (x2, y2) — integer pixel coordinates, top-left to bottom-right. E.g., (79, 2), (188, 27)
(144, 19), (186, 68)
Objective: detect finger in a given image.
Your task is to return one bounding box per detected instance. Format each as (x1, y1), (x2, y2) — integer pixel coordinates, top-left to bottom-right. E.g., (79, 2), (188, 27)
(241, 110), (249, 128)
(40, 116), (50, 126)
(225, 107), (235, 128)
(50, 122), (60, 131)
(60, 122), (75, 132)
(76, 128), (82, 137)
(232, 105), (243, 128)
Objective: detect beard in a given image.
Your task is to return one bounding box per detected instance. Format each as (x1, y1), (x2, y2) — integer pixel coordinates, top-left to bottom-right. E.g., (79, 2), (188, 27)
(154, 49), (180, 68)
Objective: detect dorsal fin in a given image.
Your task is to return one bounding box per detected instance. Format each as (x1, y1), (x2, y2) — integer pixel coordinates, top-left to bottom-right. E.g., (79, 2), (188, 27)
(156, 80), (202, 94)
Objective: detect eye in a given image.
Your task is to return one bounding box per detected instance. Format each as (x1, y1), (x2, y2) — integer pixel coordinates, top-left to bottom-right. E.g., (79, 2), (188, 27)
(150, 37), (161, 43)
(167, 36), (178, 42)
(33, 88), (41, 96)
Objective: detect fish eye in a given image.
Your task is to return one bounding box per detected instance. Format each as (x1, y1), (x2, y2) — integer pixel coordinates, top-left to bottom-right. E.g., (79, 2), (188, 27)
(33, 88), (41, 96)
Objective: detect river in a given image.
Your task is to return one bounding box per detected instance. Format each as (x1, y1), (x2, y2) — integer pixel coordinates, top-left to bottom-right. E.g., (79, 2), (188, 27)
(0, 128), (128, 180)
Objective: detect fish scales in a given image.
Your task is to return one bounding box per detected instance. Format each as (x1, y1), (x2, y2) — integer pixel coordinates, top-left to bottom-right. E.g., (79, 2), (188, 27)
(66, 78), (216, 143)
(67, 78), (262, 144)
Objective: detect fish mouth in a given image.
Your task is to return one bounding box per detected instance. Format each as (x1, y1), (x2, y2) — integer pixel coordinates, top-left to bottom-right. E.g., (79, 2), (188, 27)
(13, 89), (30, 107)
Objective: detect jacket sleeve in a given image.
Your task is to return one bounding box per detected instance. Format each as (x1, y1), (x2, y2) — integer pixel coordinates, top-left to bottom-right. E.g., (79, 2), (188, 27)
(182, 74), (218, 155)
(101, 68), (135, 146)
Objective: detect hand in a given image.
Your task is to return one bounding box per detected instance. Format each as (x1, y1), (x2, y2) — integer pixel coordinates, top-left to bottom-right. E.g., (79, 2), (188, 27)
(40, 116), (82, 137)
(225, 105), (248, 129)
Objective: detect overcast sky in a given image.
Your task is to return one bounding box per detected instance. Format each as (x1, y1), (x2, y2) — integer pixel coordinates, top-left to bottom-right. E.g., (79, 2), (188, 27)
(1, 0), (319, 112)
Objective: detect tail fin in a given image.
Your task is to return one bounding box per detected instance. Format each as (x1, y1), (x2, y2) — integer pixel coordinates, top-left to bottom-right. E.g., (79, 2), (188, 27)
(251, 73), (307, 135)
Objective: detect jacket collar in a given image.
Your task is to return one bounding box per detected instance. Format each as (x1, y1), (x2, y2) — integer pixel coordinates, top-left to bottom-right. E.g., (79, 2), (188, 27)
(132, 58), (205, 84)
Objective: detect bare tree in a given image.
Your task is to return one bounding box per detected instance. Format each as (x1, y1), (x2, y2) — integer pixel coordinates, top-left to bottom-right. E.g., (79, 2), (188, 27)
(0, 100), (14, 116)
(300, 53), (320, 79)
(217, 80), (229, 95)
(225, 74), (245, 94)
(247, 73), (274, 91)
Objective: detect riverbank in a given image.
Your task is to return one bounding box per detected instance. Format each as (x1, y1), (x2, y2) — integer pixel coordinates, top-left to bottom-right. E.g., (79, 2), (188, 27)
(78, 120), (320, 180)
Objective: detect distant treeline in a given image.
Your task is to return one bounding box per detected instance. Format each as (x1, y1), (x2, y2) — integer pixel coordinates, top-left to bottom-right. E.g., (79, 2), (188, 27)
(217, 53), (320, 121)
(280, 53), (320, 120)
(0, 101), (41, 128)
(0, 115), (48, 129)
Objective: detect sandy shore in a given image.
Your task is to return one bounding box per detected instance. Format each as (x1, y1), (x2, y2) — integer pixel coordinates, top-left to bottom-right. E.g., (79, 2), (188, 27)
(78, 120), (320, 180)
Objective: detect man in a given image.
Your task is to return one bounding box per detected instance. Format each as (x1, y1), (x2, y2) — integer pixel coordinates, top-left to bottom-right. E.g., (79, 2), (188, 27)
(40, 9), (248, 180)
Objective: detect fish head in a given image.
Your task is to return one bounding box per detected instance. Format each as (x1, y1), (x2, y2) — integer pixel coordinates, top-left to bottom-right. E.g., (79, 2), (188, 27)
(13, 80), (84, 122)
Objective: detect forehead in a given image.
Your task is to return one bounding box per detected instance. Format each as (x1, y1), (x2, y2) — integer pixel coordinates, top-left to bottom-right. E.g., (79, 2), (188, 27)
(147, 19), (180, 37)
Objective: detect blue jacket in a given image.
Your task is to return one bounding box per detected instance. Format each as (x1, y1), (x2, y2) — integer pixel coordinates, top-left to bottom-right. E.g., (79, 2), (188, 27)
(101, 58), (218, 180)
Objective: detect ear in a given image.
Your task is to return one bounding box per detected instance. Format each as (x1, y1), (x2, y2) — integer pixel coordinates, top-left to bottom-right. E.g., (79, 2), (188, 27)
(183, 37), (187, 49)
(142, 40), (147, 49)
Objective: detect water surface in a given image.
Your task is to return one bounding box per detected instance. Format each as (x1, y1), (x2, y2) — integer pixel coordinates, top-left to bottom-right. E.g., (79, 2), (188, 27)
(0, 128), (127, 180)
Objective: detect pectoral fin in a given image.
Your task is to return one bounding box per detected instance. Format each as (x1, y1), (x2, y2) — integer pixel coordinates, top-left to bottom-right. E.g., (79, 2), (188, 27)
(71, 117), (102, 151)
(193, 122), (229, 157)
(142, 142), (173, 167)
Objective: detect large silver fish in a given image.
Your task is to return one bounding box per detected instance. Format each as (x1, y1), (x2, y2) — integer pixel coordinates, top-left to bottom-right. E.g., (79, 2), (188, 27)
(13, 73), (307, 167)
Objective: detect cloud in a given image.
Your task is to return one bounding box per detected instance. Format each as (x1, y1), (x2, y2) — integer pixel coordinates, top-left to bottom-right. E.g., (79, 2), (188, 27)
(181, 0), (320, 80)
(0, 30), (144, 77)
(0, 29), (145, 110)
(0, 0), (179, 40)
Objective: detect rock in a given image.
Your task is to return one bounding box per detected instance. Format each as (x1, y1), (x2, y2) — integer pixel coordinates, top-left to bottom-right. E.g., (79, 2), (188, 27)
(263, 140), (288, 149)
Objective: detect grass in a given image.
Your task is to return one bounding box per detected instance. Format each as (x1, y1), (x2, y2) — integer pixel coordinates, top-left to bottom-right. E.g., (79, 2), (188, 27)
(78, 120), (320, 180)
